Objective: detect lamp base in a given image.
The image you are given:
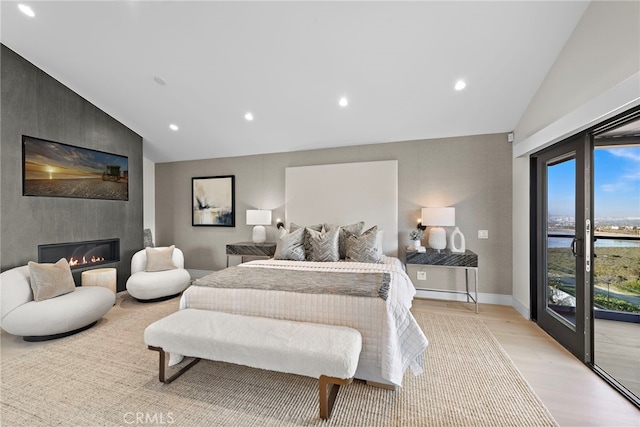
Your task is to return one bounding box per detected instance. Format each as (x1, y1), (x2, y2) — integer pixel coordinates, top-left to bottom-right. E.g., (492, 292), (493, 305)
(252, 225), (267, 243)
(428, 227), (447, 251)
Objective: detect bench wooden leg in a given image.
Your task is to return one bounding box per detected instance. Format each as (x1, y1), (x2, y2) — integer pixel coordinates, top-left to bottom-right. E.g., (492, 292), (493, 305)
(148, 346), (201, 384)
(319, 375), (352, 420)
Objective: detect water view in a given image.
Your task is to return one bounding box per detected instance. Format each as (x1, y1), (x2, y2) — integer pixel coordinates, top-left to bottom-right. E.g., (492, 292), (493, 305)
(546, 145), (640, 317)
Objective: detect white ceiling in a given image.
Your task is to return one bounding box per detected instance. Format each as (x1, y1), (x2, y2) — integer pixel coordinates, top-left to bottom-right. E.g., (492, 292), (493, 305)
(1, 1), (589, 163)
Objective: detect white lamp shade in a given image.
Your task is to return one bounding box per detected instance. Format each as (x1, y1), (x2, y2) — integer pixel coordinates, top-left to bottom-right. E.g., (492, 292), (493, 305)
(421, 207), (455, 227)
(246, 210), (272, 226)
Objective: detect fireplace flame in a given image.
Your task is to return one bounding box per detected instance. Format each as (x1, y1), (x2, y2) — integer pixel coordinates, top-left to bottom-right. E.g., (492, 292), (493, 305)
(68, 255), (105, 267)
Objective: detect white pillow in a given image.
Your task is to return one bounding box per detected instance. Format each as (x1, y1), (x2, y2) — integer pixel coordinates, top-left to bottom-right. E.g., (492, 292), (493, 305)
(28, 258), (76, 301)
(145, 245), (177, 272)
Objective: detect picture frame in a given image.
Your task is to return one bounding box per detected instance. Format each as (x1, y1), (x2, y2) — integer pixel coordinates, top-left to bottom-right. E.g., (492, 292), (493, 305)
(192, 175), (235, 227)
(22, 135), (129, 201)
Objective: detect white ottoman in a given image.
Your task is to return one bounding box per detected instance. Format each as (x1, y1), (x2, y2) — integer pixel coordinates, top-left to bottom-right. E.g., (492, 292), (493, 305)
(82, 268), (117, 294)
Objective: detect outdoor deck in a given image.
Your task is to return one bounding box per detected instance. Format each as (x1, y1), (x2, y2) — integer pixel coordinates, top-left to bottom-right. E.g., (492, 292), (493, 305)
(594, 317), (640, 399)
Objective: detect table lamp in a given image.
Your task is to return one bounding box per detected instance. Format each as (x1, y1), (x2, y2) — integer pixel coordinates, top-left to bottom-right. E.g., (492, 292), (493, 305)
(246, 210), (272, 243)
(421, 207), (455, 251)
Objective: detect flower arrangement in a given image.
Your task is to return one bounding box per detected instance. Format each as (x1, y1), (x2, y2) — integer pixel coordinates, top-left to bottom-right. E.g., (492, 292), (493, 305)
(409, 229), (424, 241)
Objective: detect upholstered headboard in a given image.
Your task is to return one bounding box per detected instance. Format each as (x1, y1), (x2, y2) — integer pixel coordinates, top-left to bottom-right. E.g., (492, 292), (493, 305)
(285, 160), (398, 256)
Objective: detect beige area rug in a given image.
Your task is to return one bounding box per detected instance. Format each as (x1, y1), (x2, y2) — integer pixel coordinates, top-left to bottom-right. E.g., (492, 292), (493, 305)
(1, 299), (557, 426)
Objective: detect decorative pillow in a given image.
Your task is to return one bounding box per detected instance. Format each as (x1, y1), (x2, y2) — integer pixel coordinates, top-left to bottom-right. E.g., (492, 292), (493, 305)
(345, 226), (382, 263)
(28, 258), (76, 302)
(274, 227), (306, 261)
(145, 245), (177, 272)
(324, 221), (365, 259)
(376, 229), (385, 255)
(290, 222), (323, 260)
(143, 228), (155, 248)
(307, 228), (340, 262)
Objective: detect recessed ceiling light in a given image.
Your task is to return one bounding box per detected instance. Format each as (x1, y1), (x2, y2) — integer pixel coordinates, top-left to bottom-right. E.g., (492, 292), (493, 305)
(154, 76), (167, 86)
(169, 124), (179, 131)
(338, 97), (349, 107)
(454, 80), (466, 91)
(18, 4), (35, 17)
(244, 112), (254, 121)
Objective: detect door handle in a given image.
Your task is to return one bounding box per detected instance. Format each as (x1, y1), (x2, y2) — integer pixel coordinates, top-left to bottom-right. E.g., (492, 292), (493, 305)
(571, 237), (579, 257)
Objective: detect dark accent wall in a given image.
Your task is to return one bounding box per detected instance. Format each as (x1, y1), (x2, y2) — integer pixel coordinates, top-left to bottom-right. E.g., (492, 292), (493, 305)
(0, 45), (143, 291)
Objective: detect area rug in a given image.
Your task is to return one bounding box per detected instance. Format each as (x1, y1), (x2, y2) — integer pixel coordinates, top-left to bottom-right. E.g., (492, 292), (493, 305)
(0, 298), (557, 426)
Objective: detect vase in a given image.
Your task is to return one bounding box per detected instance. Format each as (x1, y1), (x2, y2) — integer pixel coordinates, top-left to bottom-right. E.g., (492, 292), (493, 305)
(410, 240), (420, 248)
(449, 227), (466, 253)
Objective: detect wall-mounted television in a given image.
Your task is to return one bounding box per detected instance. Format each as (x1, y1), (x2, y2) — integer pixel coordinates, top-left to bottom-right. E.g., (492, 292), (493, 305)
(22, 135), (128, 201)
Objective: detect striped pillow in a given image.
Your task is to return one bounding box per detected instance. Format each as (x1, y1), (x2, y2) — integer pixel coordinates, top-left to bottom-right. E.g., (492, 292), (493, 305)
(345, 226), (381, 263)
(290, 222), (323, 260)
(307, 228), (340, 262)
(324, 221), (365, 259)
(274, 227), (306, 261)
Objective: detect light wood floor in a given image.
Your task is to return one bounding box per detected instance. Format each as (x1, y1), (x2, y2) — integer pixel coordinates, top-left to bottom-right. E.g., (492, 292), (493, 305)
(411, 298), (639, 426)
(1, 295), (638, 426)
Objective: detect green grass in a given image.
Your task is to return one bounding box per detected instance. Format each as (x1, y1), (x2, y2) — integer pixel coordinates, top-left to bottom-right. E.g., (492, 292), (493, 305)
(593, 294), (640, 314)
(547, 246), (640, 312)
(553, 284), (640, 313)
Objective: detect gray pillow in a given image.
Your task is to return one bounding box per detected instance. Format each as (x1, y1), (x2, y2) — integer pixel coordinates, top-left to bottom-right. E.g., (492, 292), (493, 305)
(28, 258), (76, 302)
(345, 226), (381, 263)
(307, 228), (340, 262)
(324, 221), (365, 259)
(290, 222), (323, 260)
(145, 245), (177, 272)
(274, 227), (306, 261)
(143, 228), (155, 248)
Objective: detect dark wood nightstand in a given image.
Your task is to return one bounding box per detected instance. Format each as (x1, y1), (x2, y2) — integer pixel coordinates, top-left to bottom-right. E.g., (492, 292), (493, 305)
(405, 249), (479, 313)
(226, 242), (276, 266)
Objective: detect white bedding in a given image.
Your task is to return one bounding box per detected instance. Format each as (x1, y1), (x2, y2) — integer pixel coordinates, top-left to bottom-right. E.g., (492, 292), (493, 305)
(179, 256), (428, 386)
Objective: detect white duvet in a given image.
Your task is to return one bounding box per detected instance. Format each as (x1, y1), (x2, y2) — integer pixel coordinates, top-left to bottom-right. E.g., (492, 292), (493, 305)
(178, 256), (428, 386)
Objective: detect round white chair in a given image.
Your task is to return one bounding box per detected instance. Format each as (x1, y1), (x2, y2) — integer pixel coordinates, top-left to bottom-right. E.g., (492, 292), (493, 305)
(125, 247), (191, 301)
(0, 265), (115, 341)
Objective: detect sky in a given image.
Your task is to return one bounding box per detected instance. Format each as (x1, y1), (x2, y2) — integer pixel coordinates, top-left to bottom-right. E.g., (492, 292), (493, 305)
(24, 137), (128, 180)
(548, 146), (640, 219)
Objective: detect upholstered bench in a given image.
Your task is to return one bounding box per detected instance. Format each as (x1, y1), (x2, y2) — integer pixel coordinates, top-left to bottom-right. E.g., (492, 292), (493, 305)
(144, 308), (362, 420)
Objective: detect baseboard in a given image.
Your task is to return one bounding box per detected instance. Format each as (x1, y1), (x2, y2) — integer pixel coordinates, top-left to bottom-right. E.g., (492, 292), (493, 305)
(511, 297), (530, 320)
(414, 289), (512, 306)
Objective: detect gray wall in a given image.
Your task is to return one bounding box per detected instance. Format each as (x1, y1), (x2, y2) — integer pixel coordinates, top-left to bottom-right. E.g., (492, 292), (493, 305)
(515, 1), (640, 143)
(156, 133), (513, 297)
(0, 45), (143, 291)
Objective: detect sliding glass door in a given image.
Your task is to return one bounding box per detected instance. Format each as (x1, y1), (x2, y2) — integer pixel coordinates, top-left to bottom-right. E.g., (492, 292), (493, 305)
(532, 107), (640, 407)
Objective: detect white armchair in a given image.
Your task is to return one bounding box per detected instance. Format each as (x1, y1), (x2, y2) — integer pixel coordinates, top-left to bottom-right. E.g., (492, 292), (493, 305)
(126, 246), (191, 301)
(0, 265), (114, 341)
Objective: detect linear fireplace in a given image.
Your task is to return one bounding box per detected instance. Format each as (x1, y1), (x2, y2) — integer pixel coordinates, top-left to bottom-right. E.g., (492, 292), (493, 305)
(38, 238), (120, 269)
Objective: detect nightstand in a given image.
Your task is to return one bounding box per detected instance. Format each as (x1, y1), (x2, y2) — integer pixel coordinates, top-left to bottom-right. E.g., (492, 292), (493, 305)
(226, 242), (276, 266)
(405, 249), (479, 313)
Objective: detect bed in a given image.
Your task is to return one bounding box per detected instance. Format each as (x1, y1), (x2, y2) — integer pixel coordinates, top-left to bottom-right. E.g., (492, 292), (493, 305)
(178, 160), (428, 386)
(180, 255), (427, 386)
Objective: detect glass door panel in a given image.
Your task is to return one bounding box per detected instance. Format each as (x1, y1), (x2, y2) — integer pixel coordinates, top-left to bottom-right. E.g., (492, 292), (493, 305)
(535, 135), (590, 360)
(546, 157), (577, 326)
(592, 122), (640, 404)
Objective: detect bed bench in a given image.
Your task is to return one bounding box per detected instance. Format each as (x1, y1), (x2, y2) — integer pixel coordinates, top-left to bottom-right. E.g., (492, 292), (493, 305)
(143, 308), (362, 420)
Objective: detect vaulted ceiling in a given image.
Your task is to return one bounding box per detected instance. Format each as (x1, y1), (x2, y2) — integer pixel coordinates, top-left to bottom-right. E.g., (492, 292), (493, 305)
(1, 1), (590, 162)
